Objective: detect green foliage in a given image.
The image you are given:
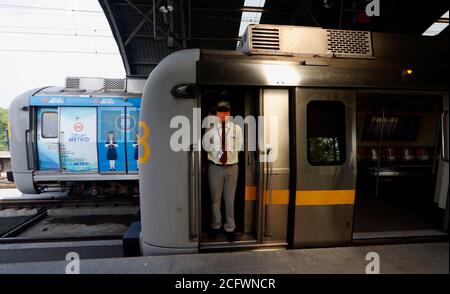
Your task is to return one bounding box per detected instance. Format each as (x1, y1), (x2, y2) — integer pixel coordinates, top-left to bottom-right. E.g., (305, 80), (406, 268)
(0, 108), (9, 151)
(309, 137), (340, 164)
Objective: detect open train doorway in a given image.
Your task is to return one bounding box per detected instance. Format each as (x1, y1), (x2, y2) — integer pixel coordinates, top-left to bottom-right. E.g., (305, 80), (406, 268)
(353, 93), (449, 241)
(198, 87), (291, 249)
(199, 87), (255, 247)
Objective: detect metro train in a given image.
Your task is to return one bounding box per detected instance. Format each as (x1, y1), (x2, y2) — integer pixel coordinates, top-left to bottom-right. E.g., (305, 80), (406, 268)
(137, 25), (449, 255)
(8, 77), (145, 196)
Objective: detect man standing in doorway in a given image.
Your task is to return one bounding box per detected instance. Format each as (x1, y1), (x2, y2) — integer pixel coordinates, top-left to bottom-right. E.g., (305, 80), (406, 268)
(203, 100), (243, 242)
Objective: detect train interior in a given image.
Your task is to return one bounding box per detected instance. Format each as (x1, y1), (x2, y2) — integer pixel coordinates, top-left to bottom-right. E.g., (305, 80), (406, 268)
(353, 94), (448, 239)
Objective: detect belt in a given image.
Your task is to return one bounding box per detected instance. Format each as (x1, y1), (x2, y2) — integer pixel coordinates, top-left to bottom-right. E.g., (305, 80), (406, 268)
(209, 161), (237, 167)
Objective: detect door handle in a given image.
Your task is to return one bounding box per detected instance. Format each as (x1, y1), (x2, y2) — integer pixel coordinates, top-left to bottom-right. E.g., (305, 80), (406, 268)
(59, 131), (64, 170)
(189, 144), (199, 240)
(441, 111), (449, 162)
(25, 130), (32, 170)
(264, 147), (273, 238)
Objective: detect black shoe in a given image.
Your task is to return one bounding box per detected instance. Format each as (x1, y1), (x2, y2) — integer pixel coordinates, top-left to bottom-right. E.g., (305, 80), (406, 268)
(225, 231), (236, 242)
(208, 228), (220, 239)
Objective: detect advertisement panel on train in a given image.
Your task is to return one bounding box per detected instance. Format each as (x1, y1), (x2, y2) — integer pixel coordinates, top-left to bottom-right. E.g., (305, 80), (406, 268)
(60, 107), (98, 172)
(31, 96), (142, 174)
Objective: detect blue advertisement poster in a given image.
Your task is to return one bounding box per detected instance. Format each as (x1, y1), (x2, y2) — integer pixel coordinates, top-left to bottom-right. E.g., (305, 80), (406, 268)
(36, 107), (60, 171)
(98, 107), (126, 173)
(126, 107), (140, 172)
(60, 107), (98, 172)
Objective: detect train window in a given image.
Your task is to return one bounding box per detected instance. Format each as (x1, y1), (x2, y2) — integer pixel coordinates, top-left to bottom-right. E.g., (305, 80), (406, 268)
(41, 112), (58, 138)
(307, 101), (346, 165)
(361, 115), (421, 141)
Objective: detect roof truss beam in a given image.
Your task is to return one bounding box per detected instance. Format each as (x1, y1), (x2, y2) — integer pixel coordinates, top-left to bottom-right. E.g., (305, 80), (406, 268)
(124, 0), (164, 47)
(101, 0), (131, 74)
(123, 0), (184, 49)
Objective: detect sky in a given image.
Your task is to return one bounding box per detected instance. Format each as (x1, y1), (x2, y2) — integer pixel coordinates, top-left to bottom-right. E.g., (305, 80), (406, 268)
(0, 0), (125, 109)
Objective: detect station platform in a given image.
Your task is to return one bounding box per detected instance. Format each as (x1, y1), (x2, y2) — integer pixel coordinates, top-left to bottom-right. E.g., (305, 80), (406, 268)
(0, 188), (67, 200)
(1, 242), (448, 274)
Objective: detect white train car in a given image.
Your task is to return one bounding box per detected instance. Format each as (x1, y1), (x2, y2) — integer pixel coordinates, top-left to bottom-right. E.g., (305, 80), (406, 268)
(137, 25), (448, 255)
(8, 77), (145, 196)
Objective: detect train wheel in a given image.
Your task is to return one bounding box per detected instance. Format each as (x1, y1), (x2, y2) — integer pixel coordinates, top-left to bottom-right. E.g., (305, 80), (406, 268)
(90, 186), (105, 199)
(70, 183), (85, 197)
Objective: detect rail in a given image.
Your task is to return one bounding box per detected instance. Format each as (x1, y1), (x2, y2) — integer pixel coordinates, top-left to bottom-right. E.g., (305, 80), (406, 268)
(264, 147), (273, 238)
(189, 144), (198, 240)
(441, 111), (449, 162)
(0, 197), (139, 209)
(0, 207), (48, 238)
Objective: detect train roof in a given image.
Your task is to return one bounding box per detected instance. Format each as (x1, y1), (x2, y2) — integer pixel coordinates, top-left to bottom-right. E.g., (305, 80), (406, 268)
(202, 25), (448, 68)
(196, 26), (448, 91)
(31, 77), (145, 97)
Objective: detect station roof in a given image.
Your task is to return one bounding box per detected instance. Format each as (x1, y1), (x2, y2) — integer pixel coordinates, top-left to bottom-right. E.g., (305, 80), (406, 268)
(99, 0), (449, 77)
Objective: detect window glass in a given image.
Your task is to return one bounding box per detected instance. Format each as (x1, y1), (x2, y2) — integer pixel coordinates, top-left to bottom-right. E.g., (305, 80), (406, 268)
(42, 112), (58, 138)
(307, 101), (346, 165)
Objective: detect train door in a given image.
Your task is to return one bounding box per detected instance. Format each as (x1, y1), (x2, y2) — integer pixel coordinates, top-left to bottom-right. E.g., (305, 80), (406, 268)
(435, 95), (449, 230)
(293, 88), (357, 247)
(97, 107), (127, 173)
(353, 94), (448, 240)
(199, 88), (291, 249)
(126, 107), (140, 172)
(36, 107), (60, 171)
(59, 107), (98, 172)
(258, 89), (291, 244)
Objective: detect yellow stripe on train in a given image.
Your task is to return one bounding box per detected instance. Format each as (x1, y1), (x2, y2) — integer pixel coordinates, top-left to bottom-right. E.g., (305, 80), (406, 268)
(244, 186), (355, 206)
(296, 190), (355, 205)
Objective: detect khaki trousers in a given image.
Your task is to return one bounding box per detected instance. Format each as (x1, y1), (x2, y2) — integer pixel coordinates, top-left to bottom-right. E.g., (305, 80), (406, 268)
(208, 163), (238, 232)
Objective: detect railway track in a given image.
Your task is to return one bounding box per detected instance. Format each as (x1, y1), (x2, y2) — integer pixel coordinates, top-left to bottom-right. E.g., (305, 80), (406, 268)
(0, 196), (140, 241)
(0, 207), (48, 238)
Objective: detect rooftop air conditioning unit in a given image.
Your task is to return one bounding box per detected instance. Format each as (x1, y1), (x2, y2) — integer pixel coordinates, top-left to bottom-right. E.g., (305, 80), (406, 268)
(65, 77), (104, 91)
(238, 24), (373, 58)
(104, 78), (126, 92)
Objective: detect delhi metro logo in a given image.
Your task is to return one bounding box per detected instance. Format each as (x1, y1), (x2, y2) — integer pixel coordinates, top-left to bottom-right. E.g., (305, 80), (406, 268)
(73, 122), (84, 132)
(115, 114), (136, 132)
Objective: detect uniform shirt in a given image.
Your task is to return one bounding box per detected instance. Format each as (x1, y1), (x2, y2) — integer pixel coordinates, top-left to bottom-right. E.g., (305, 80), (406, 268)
(203, 119), (243, 165)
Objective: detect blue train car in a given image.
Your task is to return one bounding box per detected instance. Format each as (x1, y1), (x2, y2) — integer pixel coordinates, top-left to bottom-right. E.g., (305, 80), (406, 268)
(8, 77), (145, 196)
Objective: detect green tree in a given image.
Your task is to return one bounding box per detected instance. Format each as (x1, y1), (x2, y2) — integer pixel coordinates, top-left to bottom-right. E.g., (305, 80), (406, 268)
(0, 108), (9, 151)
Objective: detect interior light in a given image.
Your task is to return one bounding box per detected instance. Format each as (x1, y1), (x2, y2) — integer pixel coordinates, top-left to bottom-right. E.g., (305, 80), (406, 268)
(422, 10), (449, 36)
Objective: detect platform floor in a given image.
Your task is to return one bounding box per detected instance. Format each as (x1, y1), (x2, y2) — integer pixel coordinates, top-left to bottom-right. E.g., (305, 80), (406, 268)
(0, 188), (68, 200)
(0, 242), (448, 274)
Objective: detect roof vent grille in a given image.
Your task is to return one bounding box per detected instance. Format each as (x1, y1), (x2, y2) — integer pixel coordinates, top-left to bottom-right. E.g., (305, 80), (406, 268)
(65, 77), (80, 89)
(104, 78), (126, 91)
(251, 27), (280, 51)
(327, 29), (372, 57)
